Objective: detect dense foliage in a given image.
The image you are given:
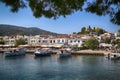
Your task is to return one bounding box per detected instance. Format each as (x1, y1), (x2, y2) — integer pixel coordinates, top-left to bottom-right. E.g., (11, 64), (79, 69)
(85, 38), (99, 50)
(1, 0), (120, 25)
(78, 26), (106, 35)
(15, 38), (27, 46)
(0, 38), (4, 45)
(112, 39), (120, 49)
(104, 38), (111, 44)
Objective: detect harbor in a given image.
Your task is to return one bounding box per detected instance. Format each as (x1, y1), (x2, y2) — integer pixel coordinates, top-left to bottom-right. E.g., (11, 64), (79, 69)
(1, 0), (120, 79)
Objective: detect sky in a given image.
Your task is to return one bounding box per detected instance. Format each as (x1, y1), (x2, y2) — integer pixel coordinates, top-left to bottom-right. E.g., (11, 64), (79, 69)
(0, 2), (120, 34)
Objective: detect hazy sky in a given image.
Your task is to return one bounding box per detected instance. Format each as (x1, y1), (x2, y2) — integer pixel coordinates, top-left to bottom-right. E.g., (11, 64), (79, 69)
(0, 2), (120, 34)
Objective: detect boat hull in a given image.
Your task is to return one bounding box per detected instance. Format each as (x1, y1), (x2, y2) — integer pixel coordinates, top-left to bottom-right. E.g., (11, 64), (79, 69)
(5, 52), (25, 57)
(34, 52), (51, 56)
(57, 52), (71, 58)
(34, 50), (51, 57)
(4, 48), (25, 57)
(107, 53), (120, 60)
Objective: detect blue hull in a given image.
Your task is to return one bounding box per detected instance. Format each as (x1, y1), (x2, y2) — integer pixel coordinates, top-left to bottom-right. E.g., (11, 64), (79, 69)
(4, 48), (25, 57)
(35, 53), (51, 57)
(5, 53), (25, 57)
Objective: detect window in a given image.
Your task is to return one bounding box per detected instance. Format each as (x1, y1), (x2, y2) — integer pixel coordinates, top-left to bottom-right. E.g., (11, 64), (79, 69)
(57, 40), (60, 43)
(62, 39), (64, 42)
(53, 40), (55, 43)
(50, 40), (52, 43)
(74, 40), (76, 42)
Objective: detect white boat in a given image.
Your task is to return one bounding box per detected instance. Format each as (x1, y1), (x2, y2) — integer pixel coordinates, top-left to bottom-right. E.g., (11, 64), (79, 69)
(57, 50), (71, 57)
(4, 48), (25, 57)
(107, 53), (120, 60)
(34, 49), (51, 57)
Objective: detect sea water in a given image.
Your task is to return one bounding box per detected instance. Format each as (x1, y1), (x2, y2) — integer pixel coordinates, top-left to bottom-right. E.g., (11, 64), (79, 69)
(0, 53), (120, 80)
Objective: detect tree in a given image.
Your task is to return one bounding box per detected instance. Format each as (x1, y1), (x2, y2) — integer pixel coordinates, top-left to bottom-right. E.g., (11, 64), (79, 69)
(117, 29), (120, 37)
(95, 28), (104, 35)
(111, 39), (120, 49)
(93, 27), (96, 32)
(85, 38), (99, 50)
(81, 27), (86, 34)
(112, 39), (120, 45)
(104, 38), (111, 44)
(88, 25), (92, 32)
(1, 0), (120, 25)
(15, 38), (27, 46)
(0, 38), (4, 45)
(117, 43), (120, 49)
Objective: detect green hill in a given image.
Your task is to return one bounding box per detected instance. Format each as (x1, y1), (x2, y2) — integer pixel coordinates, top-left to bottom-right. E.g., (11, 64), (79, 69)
(0, 24), (59, 36)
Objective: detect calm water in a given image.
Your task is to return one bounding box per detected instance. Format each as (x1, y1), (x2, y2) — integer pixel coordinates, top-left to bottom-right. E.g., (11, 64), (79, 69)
(0, 53), (120, 80)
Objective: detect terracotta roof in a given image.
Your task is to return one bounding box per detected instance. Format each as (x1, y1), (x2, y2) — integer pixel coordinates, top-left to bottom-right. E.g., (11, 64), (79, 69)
(16, 34), (23, 36)
(40, 34), (49, 37)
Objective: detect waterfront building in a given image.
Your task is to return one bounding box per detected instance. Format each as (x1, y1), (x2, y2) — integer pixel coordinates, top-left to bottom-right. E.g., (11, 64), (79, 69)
(3, 34), (28, 46)
(49, 35), (70, 44)
(3, 36), (16, 46)
(1, 32), (117, 48)
(68, 39), (84, 47)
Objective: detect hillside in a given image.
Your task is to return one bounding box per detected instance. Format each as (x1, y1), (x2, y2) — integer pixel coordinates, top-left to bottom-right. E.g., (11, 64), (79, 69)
(0, 24), (59, 36)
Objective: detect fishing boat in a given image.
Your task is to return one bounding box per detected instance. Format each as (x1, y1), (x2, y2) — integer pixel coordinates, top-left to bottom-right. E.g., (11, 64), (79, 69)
(34, 49), (51, 57)
(4, 48), (25, 57)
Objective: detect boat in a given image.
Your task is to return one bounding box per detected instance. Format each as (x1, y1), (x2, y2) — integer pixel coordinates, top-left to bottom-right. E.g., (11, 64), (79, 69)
(34, 49), (51, 57)
(4, 48), (25, 57)
(107, 53), (120, 60)
(57, 48), (71, 57)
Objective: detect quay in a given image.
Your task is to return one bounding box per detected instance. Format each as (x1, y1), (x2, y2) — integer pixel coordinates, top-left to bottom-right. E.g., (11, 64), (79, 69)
(0, 48), (110, 56)
(71, 50), (110, 56)
(25, 49), (110, 56)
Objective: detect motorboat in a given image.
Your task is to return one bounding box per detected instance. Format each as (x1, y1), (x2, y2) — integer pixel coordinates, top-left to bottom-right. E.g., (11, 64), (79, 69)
(57, 49), (71, 57)
(34, 49), (51, 57)
(107, 53), (120, 60)
(4, 48), (25, 57)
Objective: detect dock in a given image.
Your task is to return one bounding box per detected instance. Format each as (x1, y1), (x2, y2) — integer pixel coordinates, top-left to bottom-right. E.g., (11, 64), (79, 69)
(0, 48), (110, 56)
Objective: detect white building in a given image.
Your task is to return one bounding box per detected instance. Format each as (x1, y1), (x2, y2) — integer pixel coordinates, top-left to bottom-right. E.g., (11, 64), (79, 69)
(68, 39), (84, 47)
